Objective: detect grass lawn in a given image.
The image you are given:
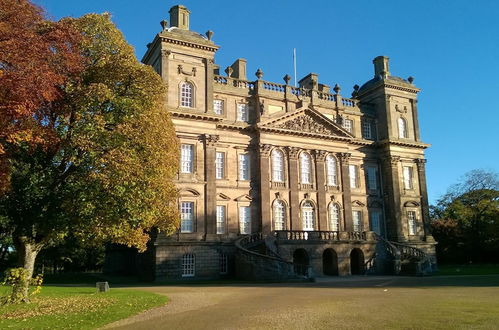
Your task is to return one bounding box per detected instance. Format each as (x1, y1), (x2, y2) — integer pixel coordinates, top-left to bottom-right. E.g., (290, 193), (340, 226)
(0, 286), (167, 329)
(437, 264), (499, 275)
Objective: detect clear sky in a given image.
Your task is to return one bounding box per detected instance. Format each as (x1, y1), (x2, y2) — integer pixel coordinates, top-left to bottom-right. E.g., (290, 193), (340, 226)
(34, 0), (499, 204)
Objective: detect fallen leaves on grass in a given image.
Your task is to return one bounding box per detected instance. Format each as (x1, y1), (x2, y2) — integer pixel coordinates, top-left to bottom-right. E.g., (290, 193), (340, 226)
(0, 294), (116, 320)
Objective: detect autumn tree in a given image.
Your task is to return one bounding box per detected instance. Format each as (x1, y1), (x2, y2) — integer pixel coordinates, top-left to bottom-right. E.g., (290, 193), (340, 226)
(431, 169), (499, 263)
(0, 3), (179, 302)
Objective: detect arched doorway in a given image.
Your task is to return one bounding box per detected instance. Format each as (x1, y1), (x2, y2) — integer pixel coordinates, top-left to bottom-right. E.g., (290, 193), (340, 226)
(350, 248), (364, 275)
(293, 249), (309, 276)
(323, 249), (339, 276)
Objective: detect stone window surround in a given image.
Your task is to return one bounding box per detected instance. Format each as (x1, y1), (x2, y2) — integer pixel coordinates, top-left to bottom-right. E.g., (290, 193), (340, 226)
(179, 80), (196, 109)
(272, 198), (289, 231)
(179, 200), (196, 233)
(328, 202), (342, 231)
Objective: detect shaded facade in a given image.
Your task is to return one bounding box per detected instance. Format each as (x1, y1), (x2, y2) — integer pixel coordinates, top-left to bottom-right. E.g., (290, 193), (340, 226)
(137, 5), (436, 280)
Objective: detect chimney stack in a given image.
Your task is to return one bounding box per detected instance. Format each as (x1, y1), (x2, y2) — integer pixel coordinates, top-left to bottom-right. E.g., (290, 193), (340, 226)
(169, 5), (190, 30)
(373, 56), (390, 78)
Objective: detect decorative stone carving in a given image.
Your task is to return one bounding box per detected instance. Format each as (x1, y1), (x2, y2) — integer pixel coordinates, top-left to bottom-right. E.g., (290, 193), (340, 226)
(286, 146), (300, 159)
(338, 152), (351, 162)
(161, 49), (171, 57)
(314, 150), (327, 162)
(276, 115), (334, 135)
(255, 68), (264, 80)
(414, 158), (427, 171)
(389, 156), (401, 165)
(203, 134), (219, 146)
(259, 144), (272, 157)
(178, 65), (196, 76)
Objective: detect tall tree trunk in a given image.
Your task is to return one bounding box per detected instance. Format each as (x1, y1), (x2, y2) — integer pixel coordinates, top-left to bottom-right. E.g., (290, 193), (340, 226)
(13, 237), (43, 303)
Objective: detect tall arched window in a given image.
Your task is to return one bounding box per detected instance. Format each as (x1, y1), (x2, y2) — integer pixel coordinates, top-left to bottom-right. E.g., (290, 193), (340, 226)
(398, 117), (407, 138)
(272, 150), (284, 182)
(302, 201), (315, 231)
(329, 203), (340, 231)
(180, 82), (194, 108)
(300, 152), (312, 184)
(273, 200), (286, 230)
(326, 155), (338, 186)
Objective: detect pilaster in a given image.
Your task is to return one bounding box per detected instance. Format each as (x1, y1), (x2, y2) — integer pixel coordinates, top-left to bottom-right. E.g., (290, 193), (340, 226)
(410, 99), (421, 142)
(205, 58), (215, 114)
(203, 134), (219, 236)
(286, 147), (300, 230)
(259, 144), (272, 234)
(415, 158), (433, 241)
(383, 156), (405, 241)
(339, 152), (352, 231)
(315, 150), (328, 231)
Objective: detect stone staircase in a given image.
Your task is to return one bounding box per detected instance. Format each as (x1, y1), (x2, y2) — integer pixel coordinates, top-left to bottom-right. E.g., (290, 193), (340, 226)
(365, 234), (434, 276)
(234, 233), (311, 280)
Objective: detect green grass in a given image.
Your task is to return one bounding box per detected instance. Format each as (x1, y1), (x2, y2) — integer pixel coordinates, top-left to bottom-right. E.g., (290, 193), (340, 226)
(437, 264), (499, 275)
(0, 286), (167, 329)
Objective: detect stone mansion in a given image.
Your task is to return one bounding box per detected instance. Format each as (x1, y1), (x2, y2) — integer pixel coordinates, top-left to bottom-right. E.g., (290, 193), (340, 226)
(107, 4), (437, 280)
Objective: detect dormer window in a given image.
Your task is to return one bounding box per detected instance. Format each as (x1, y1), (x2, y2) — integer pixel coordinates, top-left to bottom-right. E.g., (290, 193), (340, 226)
(180, 82), (194, 108)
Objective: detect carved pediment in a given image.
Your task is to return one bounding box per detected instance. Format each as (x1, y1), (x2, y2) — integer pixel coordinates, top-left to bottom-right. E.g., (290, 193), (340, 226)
(179, 188), (201, 197)
(404, 201), (420, 207)
(234, 194), (252, 202)
(258, 108), (352, 139)
(352, 200), (365, 207)
(217, 193), (231, 201)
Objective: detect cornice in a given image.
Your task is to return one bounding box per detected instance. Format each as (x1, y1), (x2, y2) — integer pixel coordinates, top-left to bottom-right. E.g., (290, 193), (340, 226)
(160, 35), (219, 52)
(376, 139), (430, 149)
(170, 110), (222, 122)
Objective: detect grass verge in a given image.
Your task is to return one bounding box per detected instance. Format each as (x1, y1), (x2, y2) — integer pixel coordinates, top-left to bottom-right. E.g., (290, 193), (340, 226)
(0, 286), (167, 329)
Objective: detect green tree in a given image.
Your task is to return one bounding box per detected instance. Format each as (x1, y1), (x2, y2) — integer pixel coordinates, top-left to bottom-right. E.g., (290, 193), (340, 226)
(431, 170), (499, 263)
(0, 10), (179, 302)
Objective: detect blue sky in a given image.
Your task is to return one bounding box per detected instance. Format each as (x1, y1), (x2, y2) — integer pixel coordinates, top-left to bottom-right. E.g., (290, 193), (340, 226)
(34, 0), (499, 203)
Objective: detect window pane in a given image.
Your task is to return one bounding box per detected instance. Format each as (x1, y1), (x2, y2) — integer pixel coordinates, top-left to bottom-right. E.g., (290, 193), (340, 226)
(408, 211), (417, 235)
(219, 253), (228, 274)
(362, 120), (372, 139)
(367, 166), (377, 190)
(239, 206), (251, 234)
(272, 150), (284, 182)
(398, 117), (407, 138)
(300, 153), (311, 184)
(181, 144), (193, 173)
(237, 103), (249, 122)
(329, 204), (340, 231)
(403, 166), (413, 189)
(353, 211), (362, 232)
(343, 119), (353, 133)
(370, 210), (381, 234)
(181, 82), (193, 107)
(180, 202), (194, 233)
(302, 202), (314, 231)
(273, 200), (286, 230)
(215, 152), (225, 179)
(182, 254), (195, 277)
(349, 165), (357, 188)
(239, 154), (250, 180)
(216, 205), (226, 234)
(213, 99), (224, 115)
(327, 155), (337, 186)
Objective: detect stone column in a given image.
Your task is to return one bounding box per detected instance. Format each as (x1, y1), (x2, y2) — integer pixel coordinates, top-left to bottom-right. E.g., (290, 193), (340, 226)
(205, 58), (215, 114)
(415, 158), (432, 240)
(259, 144), (272, 234)
(410, 99), (421, 142)
(160, 50), (171, 104)
(286, 147), (300, 230)
(203, 134), (219, 236)
(339, 153), (352, 231)
(315, 150), (328, 231)
(382, 156), (405, 241)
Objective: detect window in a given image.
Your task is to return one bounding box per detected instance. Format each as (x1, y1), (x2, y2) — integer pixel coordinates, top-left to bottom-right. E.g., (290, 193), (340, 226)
(300, 153), (312, 184)
(180, 144), (194, 173)
(302, 201), (315, 231)
(180, 202), (194, 233)
(182, 254), (195, 277)
(329, 203), (340, 231)
(403, 166), (414, 190)
(352, 210), (362, 232)
(362, 119), (373, 139)
(370, 210), (381, 235)
(366, 166), (378, 190)
(238, 153), (250, 180)
(215, 152), (225, 179)
(326, 155), (338, 186)
(180, 82), (193, 108)
(349, 165), (358, 188)
(343, 118), (353, 133)
(273, 200), (286, 230)
(398, 117), (408, 138)
(408, 211), (417, 235)
(216, 205), (226, 234)
(213, 99), (224, 115)
(272, 150), (284, 182)
(239, 206), (251, 234)
(237, 103), (249, 122)
(219, 253), (228, 274)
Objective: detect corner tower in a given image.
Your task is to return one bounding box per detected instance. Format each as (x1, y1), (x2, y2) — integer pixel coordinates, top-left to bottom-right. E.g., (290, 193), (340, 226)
(357, 57), (435, 255)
